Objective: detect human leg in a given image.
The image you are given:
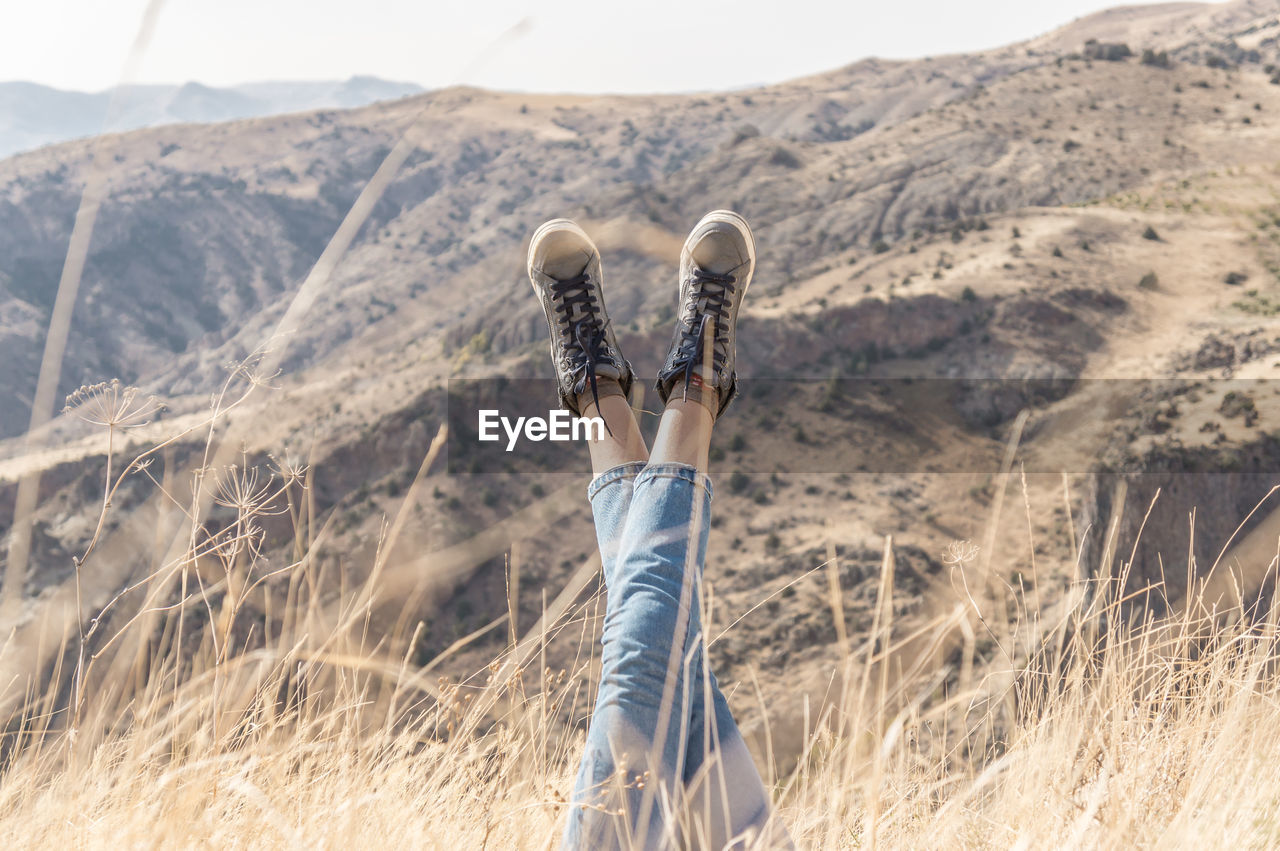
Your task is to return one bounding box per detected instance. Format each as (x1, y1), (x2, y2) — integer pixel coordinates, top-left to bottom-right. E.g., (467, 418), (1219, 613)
(524, 217), (654, 846)
(648, 405), (778, 850)
(570, 448), (781, 850)
(650, 212), (787, 848)
(540, 212), (788, 848)
(649, 397), (713, 470)
(581, 393), (648, 477)
(561, 401), (651, 847)
(564, 460), (712, 849)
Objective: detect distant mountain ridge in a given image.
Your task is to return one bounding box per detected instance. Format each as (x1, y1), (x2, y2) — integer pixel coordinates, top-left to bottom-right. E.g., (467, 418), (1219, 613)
(0, 76), (425, 160)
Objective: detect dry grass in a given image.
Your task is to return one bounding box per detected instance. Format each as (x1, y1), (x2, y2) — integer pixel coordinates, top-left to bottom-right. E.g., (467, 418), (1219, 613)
(4, 374), (1280, 850)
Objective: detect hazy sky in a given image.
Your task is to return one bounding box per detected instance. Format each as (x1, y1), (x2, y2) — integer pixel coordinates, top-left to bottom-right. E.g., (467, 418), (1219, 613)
(4, 0), (1182, 94)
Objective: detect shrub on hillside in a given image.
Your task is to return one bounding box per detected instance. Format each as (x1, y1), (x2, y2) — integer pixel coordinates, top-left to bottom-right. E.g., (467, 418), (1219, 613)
(769, 146), (803, 169)
(1141, 49), (1172, 69)
(1084, 39), (1133, 62)
(728, 123), (760, 146)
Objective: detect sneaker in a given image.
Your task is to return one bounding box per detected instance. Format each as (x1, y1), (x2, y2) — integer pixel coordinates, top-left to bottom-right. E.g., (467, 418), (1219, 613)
(655, 210), (756, 418)
(527, 218), (634, 417)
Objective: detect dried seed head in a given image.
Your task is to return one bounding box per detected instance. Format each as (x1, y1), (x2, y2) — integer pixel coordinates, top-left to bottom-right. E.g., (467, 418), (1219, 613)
(269, 452), (310, 486)
(943, 539), (980, 569)
(213, 464), (274, 514)
(64, 379), (164, 430)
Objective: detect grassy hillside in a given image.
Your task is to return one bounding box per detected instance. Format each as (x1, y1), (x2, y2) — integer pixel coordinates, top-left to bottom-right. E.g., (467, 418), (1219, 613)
(2, 387), (1280, 847)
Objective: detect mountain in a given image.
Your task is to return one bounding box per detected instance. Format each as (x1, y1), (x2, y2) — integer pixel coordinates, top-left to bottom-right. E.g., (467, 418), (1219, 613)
(4, 0), (1280, 761)
(0, 75), (424, 160)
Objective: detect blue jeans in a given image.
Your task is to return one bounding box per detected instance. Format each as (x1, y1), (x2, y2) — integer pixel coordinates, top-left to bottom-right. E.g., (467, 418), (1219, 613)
(562, 462), (791, 850)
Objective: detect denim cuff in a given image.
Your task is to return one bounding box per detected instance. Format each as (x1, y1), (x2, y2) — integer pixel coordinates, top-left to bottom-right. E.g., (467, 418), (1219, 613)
(586, 461), (647, 500)
(634, 462), (714, 501)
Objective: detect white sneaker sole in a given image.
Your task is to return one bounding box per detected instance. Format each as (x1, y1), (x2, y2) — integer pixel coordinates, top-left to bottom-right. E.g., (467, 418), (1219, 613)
(679, 209), (757, 296)
(526, 218), (599, 291)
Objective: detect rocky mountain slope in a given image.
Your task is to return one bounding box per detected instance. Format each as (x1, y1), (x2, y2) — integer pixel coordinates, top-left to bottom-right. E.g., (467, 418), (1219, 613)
(4, 0), (1280, 762)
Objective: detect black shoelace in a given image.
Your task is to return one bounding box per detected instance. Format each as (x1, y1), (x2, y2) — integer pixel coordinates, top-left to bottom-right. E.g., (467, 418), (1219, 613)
(550, 272), (617, 426)
(665, 268), (737, 400)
